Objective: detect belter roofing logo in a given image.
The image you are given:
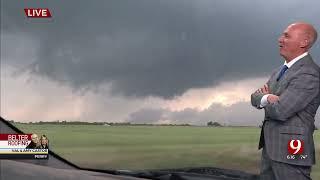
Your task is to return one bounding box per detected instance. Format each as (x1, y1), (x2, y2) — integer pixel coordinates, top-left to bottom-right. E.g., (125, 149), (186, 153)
(24, 8), (52, 18)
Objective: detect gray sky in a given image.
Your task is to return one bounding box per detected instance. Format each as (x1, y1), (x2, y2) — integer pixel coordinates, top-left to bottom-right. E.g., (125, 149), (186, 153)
(1, 0), (320, 126)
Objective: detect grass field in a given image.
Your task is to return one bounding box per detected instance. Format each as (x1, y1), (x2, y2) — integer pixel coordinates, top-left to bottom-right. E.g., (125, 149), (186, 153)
(14, 124), (320, 179)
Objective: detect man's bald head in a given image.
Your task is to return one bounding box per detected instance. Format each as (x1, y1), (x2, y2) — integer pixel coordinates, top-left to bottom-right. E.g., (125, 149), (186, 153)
(31, 133), (39, 143)
(278, 22), (318, 61)
(289, 22), (318, 49)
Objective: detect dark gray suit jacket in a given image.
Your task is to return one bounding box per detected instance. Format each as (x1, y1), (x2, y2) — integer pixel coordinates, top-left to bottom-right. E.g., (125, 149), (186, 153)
(251, 54), (320, 166)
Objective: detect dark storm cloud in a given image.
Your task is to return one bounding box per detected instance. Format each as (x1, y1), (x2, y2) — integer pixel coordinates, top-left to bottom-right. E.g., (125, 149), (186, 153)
(127, 102), (320, 127)
(126, 108), (167, 124)
(2, 0), (320, 98)
(126, 102), (264, 126)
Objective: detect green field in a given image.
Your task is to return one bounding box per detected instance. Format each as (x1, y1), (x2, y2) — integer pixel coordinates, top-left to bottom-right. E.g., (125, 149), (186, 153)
(14, 124), (320, 179)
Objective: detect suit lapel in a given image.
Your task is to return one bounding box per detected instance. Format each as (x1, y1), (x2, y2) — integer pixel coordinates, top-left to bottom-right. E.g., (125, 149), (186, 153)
(269, 55), (309, 95)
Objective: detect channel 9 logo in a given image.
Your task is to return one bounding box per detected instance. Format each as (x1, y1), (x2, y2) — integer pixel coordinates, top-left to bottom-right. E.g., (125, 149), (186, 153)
(288, 139), (304, 155)
(286, 139), (307, 160)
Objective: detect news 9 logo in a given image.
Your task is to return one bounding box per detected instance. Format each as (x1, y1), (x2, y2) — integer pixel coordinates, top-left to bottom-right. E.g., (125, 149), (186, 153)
(287, 139), (304, 155)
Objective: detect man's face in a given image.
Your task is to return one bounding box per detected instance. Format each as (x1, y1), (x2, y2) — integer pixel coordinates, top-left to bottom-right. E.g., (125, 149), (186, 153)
(31, 134), (39, 143)
(278, 25), (305, 60)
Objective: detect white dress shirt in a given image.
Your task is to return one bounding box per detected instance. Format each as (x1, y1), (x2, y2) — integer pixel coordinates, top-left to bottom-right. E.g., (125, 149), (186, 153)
(260, 52), (308, 107)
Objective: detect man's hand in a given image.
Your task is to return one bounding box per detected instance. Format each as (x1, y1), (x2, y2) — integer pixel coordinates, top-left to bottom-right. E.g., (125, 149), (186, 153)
(267, 94), (279, 104)
(255, 84), (269, 94)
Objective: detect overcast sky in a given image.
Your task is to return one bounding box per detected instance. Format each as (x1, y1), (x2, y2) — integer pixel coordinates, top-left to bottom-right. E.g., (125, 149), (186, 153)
(1, 0), (320, 126)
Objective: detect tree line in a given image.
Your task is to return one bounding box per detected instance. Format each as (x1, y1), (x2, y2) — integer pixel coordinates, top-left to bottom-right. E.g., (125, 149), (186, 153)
(9, 120), (225, 127)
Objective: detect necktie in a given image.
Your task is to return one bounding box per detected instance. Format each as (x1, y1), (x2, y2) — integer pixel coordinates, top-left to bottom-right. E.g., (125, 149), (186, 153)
(276, 65), (288, 81)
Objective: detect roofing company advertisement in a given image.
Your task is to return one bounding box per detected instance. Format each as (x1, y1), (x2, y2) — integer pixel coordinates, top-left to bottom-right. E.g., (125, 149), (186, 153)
(0, 134), (49, 159)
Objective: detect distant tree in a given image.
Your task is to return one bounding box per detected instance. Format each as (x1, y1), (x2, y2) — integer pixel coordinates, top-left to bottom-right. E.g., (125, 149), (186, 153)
(207, 121), (222, 127)
(212, 122), (222, 127)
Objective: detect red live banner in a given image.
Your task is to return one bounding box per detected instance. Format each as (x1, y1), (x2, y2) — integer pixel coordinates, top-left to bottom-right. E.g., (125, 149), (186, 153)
(24, 8), (52, 18)
(0, 134), (32, 141)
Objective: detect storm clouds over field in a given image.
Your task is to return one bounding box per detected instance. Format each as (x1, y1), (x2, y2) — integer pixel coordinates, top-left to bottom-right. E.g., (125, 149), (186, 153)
(1, 0), (320, 126)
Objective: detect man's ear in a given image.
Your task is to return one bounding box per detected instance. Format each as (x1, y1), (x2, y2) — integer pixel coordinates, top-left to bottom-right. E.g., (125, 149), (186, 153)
(300, 39), (309, 48)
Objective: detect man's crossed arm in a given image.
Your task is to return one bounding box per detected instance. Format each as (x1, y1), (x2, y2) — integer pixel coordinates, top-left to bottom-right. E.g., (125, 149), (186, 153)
(251, 72), (319, 121)
(251, 84), (279, 109)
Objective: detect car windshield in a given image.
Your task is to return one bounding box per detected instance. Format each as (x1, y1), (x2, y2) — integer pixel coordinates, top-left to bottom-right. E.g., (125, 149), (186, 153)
(1, 1), (320, 180)
(13, 123), (260, 171)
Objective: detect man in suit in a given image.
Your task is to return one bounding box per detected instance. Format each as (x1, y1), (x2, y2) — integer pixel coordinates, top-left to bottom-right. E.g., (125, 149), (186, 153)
(251, 22), (319, 180)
